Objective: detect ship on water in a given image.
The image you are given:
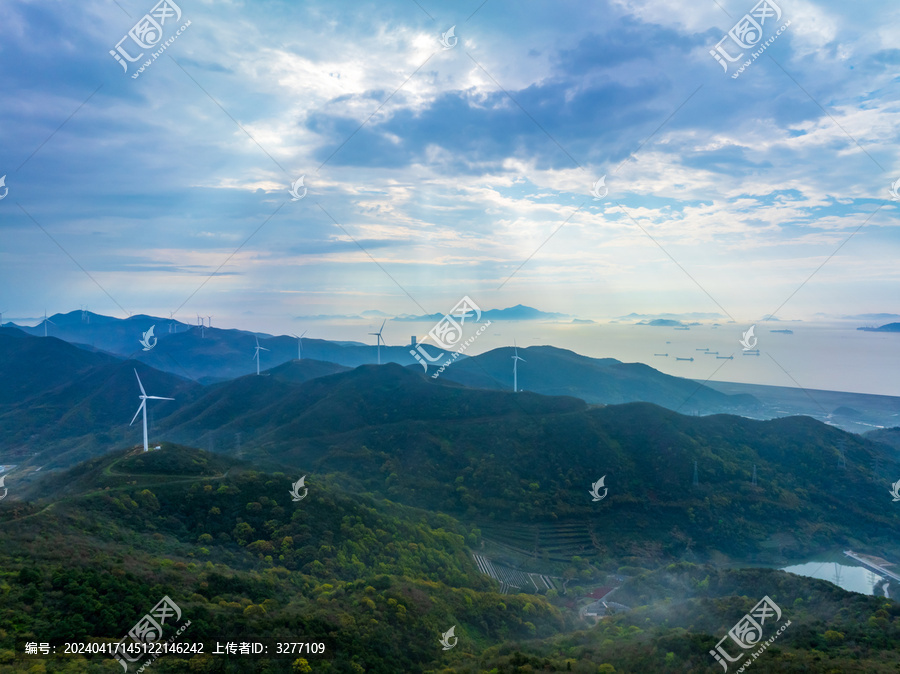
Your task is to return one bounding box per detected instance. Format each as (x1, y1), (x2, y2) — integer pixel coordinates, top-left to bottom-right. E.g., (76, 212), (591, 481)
(716, 355), (734, 359)
(704, 351), (719, 355)
(675, 357), (694, 361)
(653, 353), (668, 357)
(770, 329), (793, 334)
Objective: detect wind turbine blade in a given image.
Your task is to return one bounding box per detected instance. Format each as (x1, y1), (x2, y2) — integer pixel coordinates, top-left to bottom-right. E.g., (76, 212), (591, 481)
(379, 319), (386, 332)
(300, 330), (308, 337)
(145, 396), (175, 401)
(130, 400), (145, 426)
(260, 347), (270, 351)
(134, 369), (147, 396)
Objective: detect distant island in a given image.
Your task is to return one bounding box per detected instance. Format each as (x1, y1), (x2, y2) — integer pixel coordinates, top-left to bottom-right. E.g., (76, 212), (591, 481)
(636, 319), (702, 327)
(857, 323), (900, 332)
(394, 304), (568, 322)
(770, 329), (793, 334)
(638, 319), (683, 327)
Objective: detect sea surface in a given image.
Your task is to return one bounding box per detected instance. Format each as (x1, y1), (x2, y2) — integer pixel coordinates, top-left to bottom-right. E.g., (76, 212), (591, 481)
(291, 319), (900, 398)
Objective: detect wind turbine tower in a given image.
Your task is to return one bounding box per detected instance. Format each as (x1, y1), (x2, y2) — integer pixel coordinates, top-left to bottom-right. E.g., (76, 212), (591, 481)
(369, 320), (386, 364)
(253, 336), (269, 375)
(511, 341), (526, 392)
(42, 311), (55, 337)
(130, 369), (174, 452)
(292, 330), (308, 360)
(0, 310), (5, 327)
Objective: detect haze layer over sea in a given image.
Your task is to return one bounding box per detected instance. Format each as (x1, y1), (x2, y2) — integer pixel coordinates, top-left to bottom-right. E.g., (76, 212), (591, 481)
(226, 317), (900, 398)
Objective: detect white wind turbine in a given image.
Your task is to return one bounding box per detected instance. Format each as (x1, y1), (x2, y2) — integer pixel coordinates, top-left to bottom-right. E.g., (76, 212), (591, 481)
(207, 315), (212, 329)
(369, 320), (386, 364)
(41, 311), (55, 337)
(130, 369), (174, 452)
(511, 340), (526, 392)
(292, 330), (308, 360)
(253, 336), (269, 375)
(0, 310), (6, 327)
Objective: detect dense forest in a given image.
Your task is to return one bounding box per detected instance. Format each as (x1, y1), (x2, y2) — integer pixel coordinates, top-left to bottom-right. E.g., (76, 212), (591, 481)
(2, 446), (900, 672)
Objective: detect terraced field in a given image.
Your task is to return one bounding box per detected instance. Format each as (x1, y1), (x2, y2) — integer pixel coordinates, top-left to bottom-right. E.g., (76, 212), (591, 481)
(478, 518), (600, 563)
(472, 552), (558, 594)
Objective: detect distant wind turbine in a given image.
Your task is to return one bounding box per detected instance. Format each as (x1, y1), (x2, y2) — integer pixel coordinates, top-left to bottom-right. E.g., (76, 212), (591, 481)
(42, 311), (55, 337)
(207, 316), (212, 328)
(292, 330), (308, 360)
(130, 369), (174, 453)
(0, 310), (5, 327)
(253, 336), (269, 375)
(369, 320), (386, 364)
(169, 312), (175, 333)
(511, 340), (526, 392)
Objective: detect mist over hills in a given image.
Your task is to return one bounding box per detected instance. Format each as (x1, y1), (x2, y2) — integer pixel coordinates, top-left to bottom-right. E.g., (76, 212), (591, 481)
(1, 314), (764, 418)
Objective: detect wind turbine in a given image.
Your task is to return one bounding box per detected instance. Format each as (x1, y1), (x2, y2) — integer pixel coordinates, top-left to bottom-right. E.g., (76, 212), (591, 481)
(42, 311), (55, 337)
(511, 340), (526, 392)
(130, 369), (174, 452)
(169, 312), (175, 333)
(253, 336), (269, 375)
(369, 320), (386, 364)
(197, 314), (205, 338)
(292, 330), (308, 360)
(207, 316), (212, 329)
(0, 310), (5, 327)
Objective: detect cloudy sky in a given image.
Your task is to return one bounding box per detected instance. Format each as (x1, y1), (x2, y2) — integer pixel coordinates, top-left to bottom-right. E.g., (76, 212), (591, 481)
(1, 0), (898, 331)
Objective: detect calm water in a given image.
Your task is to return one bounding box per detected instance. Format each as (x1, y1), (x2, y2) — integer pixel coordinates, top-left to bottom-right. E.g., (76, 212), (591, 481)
(289, 319), (900, 397)
(779, 552), (889, 596)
